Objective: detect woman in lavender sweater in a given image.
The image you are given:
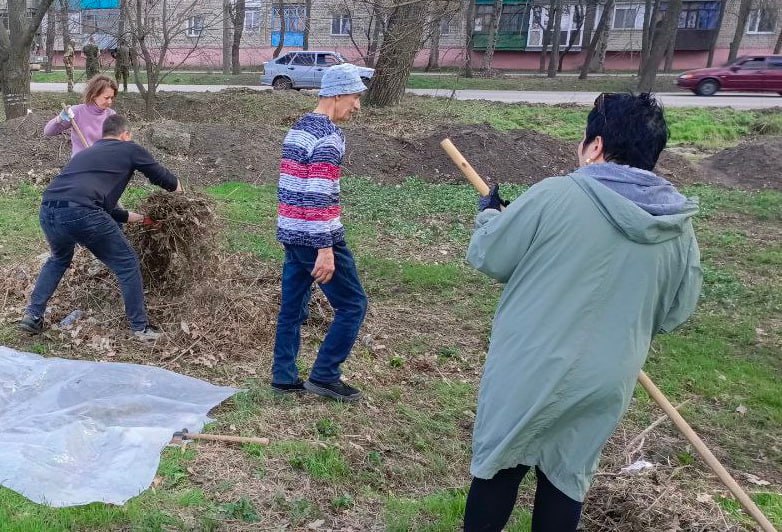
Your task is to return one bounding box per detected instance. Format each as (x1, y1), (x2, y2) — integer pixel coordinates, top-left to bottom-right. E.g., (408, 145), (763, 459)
(44, 75), (118, 157)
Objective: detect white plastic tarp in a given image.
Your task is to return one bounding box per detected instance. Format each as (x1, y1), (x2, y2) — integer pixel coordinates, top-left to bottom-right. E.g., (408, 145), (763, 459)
(0, 346), (238, 507)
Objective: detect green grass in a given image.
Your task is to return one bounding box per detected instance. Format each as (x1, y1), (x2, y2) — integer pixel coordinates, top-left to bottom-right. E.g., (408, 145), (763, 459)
(386, 488), (532, 531)
(0, 182), (44, 263)
(32, 69), (677, 92)
(417, 98), (768, 147)
(406, 73), (679, 92)
(269, 442), (350, 481)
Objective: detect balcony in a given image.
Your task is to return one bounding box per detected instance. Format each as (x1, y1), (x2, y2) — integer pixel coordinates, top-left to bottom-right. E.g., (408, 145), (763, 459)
(472, 32), (528, 51)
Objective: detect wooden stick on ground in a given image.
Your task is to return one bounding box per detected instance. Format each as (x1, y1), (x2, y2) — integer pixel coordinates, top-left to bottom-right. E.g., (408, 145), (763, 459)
(440, 137), (778, 532)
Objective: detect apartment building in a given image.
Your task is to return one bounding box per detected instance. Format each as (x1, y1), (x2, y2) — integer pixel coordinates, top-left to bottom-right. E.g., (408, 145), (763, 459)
(3, 0), (779, 71)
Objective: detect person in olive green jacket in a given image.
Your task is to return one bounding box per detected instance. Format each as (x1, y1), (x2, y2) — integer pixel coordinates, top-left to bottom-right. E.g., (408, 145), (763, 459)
(463, 93), (702, 532)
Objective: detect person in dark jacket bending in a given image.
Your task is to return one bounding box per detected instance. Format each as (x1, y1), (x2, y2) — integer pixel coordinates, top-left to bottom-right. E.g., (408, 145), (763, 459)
(19, 115), (182, 341)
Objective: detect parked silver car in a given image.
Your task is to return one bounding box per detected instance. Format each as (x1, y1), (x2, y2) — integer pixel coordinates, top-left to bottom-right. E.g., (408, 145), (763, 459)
(261, 51), (374, 90)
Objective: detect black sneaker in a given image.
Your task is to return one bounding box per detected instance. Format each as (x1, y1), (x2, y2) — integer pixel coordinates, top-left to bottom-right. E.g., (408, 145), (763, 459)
(271, 378), (306, 394)
(304, 379), (362, 402)
(18, 314), (44, 335)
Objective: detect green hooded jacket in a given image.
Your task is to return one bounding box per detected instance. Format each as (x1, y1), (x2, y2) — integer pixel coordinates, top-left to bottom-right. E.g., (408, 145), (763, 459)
(467, 167), (702, 502)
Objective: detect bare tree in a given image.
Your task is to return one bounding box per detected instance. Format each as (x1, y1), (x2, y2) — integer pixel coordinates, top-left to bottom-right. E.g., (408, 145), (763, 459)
(537, 1), (557, 73)
(335, 0), (385, 67)
(426, 15), (442, 71)
(637, 0), (683, 91)
(365, 0), (428, 107)
(547, 0), (564, 77)
(482, 0), (503, 71)
(558, 3), (585, 72)
(124, 0), (217, 116)
(579, 0), (614, 79)
(663, 25), (677, 72)
(776, 21), (782, 53)
(728, 0), (753, 63)
(222, 0), (232, 74)
(45, 3), (56, 73)
(0, 0), (56, 120)
(706, 0), (727, 66)
(463, 0), (475, 77)
(303, 0), (312, 50)
(231, 0), (245, 74)
(273, 0), (285, 58)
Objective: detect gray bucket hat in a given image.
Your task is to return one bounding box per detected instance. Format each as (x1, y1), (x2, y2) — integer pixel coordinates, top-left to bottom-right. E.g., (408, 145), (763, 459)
(319, 63), (367, 97)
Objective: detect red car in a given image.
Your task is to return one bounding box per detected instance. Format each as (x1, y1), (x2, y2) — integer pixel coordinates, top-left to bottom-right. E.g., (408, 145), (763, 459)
(676, 55), (782, 96)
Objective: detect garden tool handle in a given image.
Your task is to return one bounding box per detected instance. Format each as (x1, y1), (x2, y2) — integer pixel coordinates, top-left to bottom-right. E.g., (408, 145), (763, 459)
(62, 103), (90, 149)
(637, 372), (776, 532)
(440, 138), (491, 196)
(440, 138), (778, 532)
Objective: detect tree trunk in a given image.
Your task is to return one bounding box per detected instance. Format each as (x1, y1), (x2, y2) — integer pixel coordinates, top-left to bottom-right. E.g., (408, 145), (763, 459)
(637, 0), (683, 91)
(222, 0), (232, 74)
(231, 0), (245, 74)
(482, 0), (503, 71)
(592, 32), (608, 72)
(664, 26), (677, 72)
(639, 0), (653, 74)
(579, 0), (597, 67)
(45, 6), (56, 72)
(303, 0), (311, 50)
(706, 0), (727, 66)
(728, 0), (752, 63)
(1, 0), (55, 120)
(365, 0), (427, 107)
(548, 1), (563, 77)
(426, 18), (441, 71)
(539, 4), (557, 73)
(367, 3), (383, 67)
(580, 0), (614, 79)
(558, 5), (584, 72)
(775, 24), (782, 54)
(273, 0), (285, 58)
(463, 0), (476, 77)
(59, 0), (72, 91)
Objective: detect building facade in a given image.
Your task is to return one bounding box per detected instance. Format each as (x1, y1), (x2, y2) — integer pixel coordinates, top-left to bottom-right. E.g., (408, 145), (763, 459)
(3, 0), (780, 71)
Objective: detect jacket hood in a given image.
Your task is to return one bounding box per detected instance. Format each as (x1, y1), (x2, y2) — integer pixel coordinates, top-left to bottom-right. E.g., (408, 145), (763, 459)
(570, 163), (699, 244)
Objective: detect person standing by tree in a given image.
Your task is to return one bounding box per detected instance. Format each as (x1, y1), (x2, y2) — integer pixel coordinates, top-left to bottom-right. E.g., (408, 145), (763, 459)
(44, 74), (117, 157)
(113, 40), (130, 93)
(83, 36), (100, 79)
(271, 64), (368, 402)
(63, 40), (75, 93)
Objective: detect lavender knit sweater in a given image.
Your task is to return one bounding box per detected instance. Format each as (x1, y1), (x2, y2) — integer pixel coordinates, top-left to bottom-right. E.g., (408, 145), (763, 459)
(44, 104), (116, 157)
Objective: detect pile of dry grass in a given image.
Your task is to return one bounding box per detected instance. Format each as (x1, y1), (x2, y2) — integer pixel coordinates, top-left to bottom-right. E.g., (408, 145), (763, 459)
(0, 249), (281, 372)
(125, 192), (217, 294)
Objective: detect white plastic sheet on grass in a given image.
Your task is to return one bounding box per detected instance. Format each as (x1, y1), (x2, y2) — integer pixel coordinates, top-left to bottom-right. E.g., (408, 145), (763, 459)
(0, 346), (238, 507)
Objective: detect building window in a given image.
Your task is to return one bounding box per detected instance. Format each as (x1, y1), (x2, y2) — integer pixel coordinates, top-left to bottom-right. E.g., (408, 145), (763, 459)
(331, 13), (351, 35)
(244, 8), (261, 33)
(677, 1), (720, 30)
(498, 4), (526, 33)
(440, 15), (454, 35)
(747, 8), (775, 34)
(528, 5), (584, 47)
(613, 4), (645, 29)
(474, 5), (493, 32)
(273, 4), (306, 33)
(186, 15), (204, 37)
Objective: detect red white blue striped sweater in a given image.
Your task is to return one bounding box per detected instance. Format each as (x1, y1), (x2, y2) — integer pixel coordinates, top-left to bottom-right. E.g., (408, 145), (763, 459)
(277, 113), (346, 248)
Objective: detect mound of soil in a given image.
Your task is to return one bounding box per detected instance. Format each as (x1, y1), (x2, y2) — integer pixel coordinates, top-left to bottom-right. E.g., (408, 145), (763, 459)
(704, 136), (782, 191)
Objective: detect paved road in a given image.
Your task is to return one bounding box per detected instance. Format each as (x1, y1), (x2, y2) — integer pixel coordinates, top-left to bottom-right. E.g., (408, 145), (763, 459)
(31, 82), (781, 109)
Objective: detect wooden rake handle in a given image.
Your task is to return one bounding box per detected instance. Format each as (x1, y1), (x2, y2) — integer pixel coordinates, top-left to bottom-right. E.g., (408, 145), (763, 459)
(440, 137), (778, 532)
(62, 103), (90, 149)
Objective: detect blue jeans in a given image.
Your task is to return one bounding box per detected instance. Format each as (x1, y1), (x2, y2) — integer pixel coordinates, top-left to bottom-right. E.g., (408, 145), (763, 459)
(28, 205), (149, 331)
(272, 242), (367, 384)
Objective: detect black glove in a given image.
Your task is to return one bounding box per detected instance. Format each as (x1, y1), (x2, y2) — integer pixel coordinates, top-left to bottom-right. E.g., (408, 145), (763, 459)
(478, 184), (509, 212)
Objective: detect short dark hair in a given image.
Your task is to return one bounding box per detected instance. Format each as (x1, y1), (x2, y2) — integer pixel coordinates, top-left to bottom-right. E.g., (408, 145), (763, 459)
(583, 93), (669, 171)
(103, 114), (130, 137)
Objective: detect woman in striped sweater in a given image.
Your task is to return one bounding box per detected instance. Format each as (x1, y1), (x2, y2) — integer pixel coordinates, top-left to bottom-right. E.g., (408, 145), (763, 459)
(272, 64), (368, 402)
